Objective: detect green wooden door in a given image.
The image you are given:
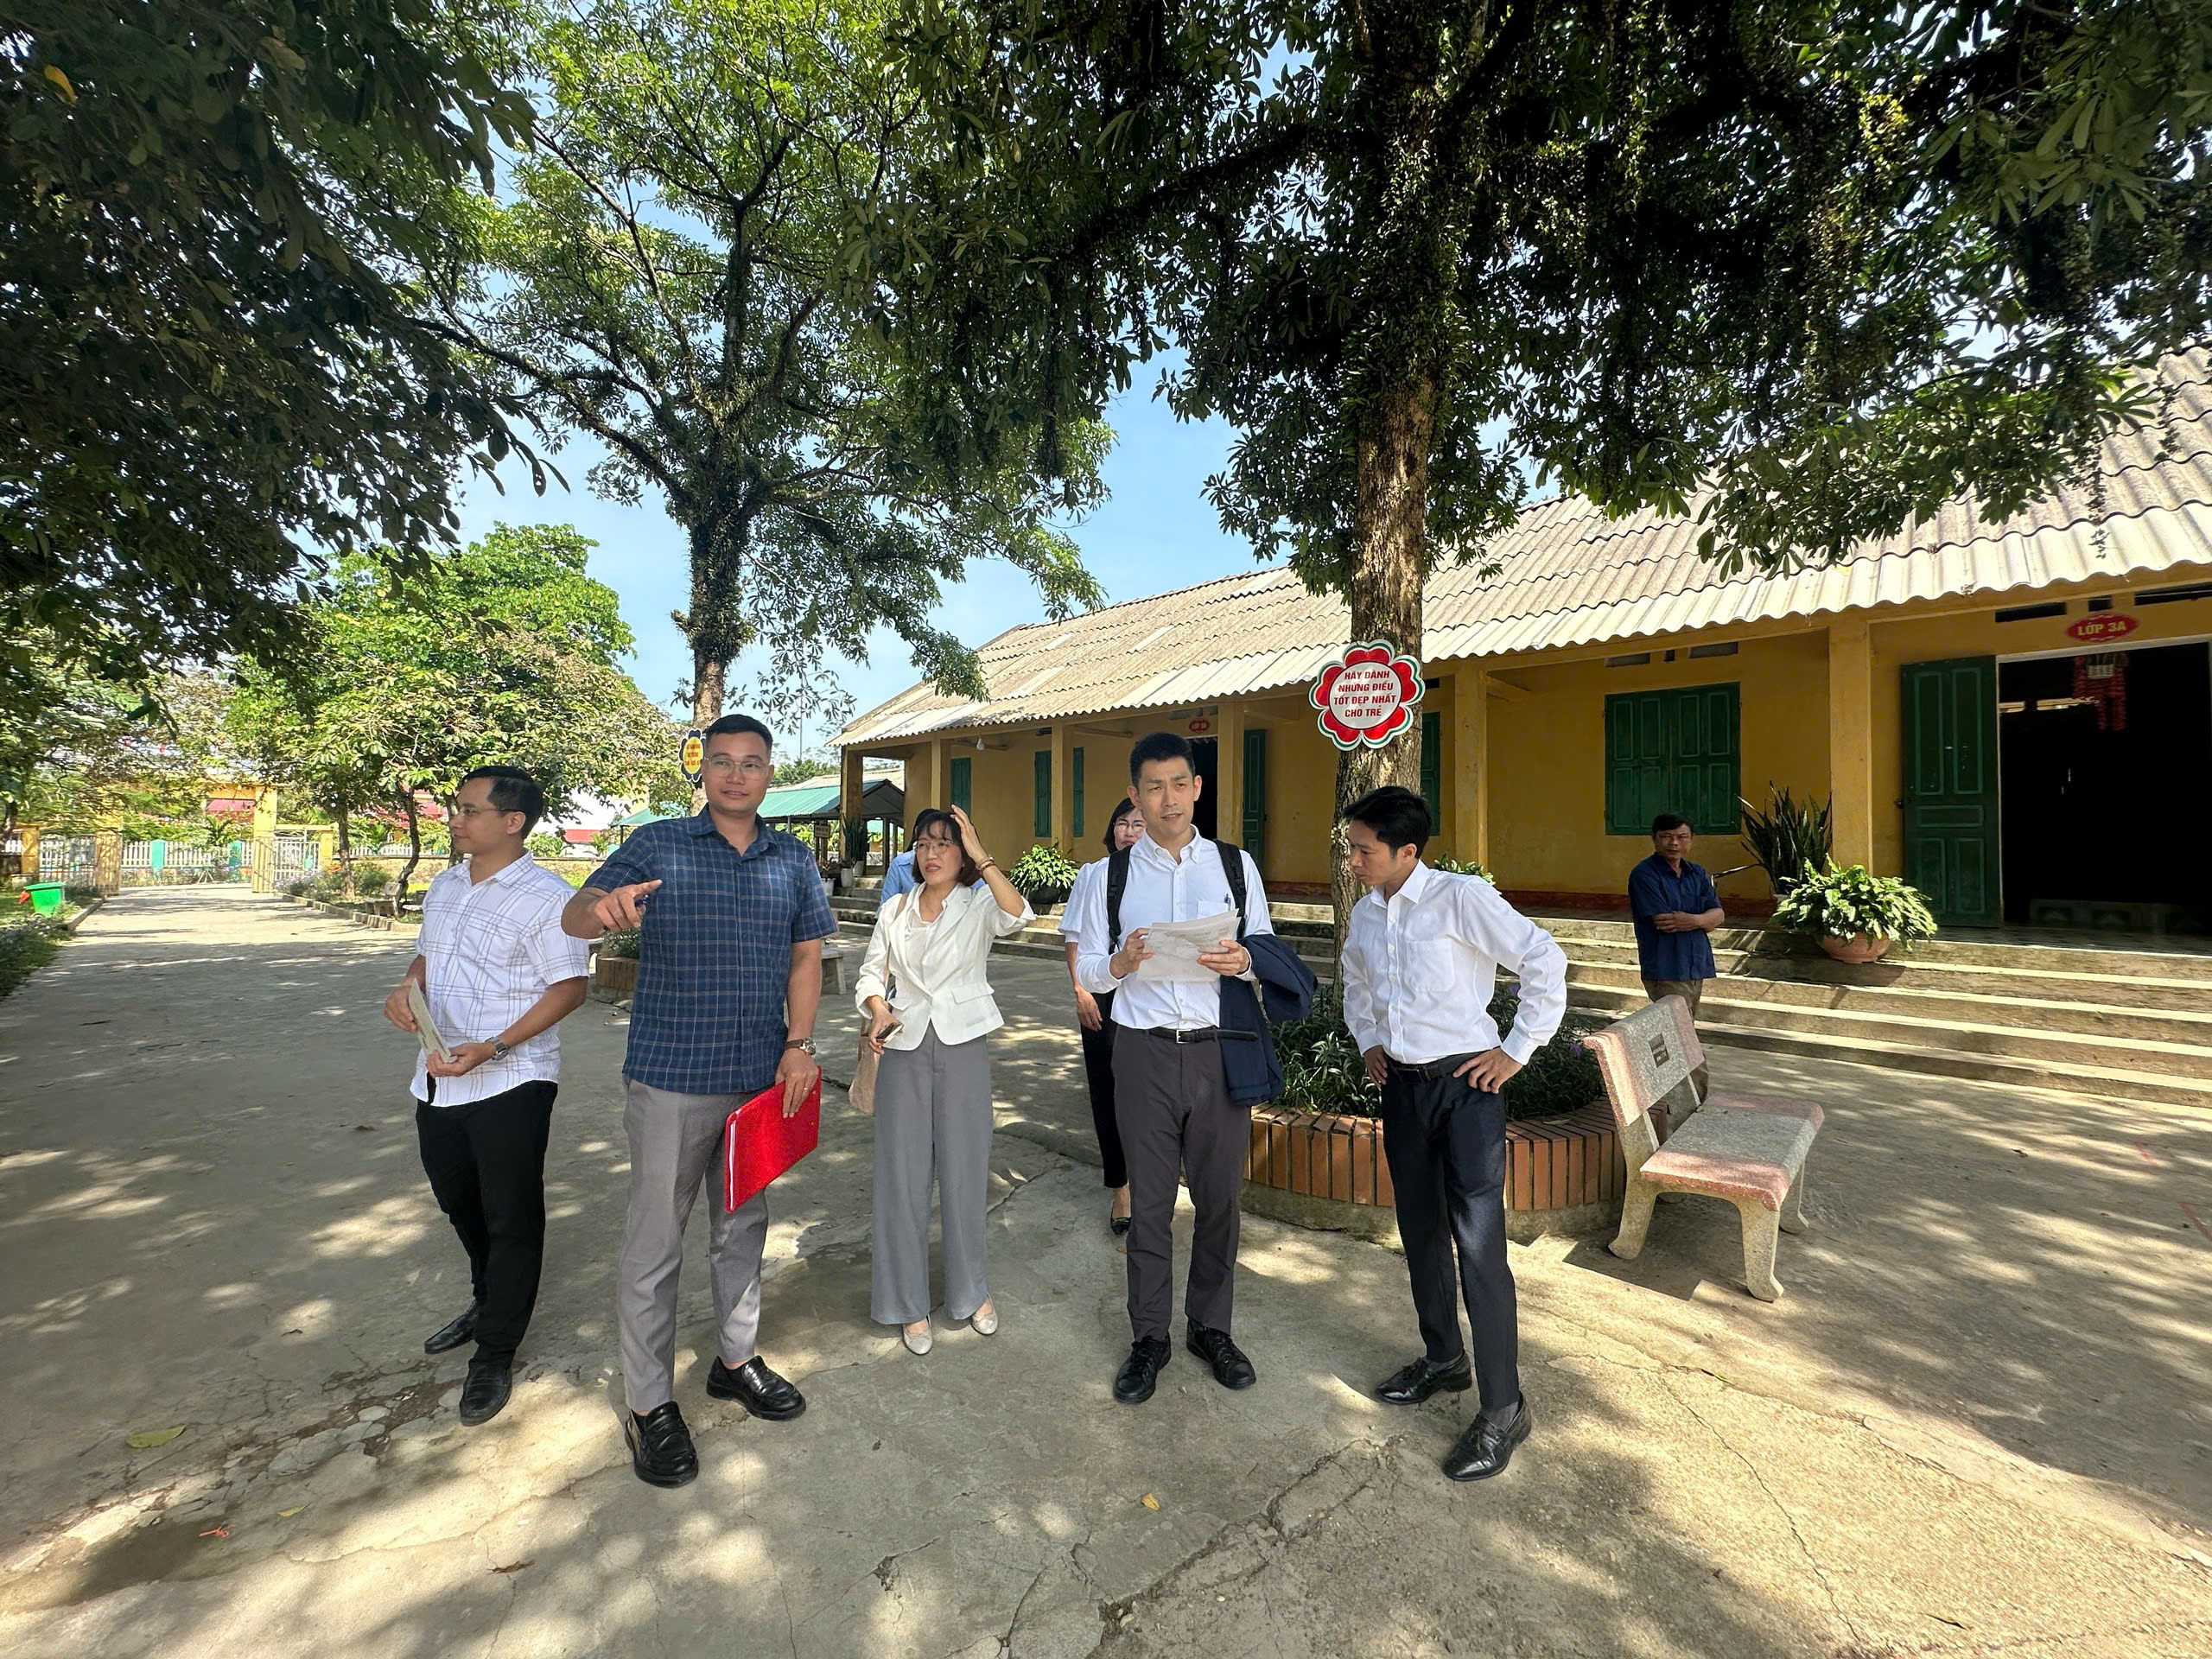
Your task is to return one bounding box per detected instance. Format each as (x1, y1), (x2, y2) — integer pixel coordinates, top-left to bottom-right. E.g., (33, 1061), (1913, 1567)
(1900, 657), (2000, 925)
(1242, 728), (1268, 869)
(1033, 750), (1052, 838)
(949, 757), (971, 813)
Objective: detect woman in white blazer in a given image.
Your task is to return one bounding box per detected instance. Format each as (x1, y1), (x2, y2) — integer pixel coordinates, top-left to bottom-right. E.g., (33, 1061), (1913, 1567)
(857, 804), (1033, 1354)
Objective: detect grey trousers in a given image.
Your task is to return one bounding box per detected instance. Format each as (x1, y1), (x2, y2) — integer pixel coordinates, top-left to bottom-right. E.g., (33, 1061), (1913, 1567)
(1642, 977), (1712, 1101)
(618, 1079), (771, 1414)
(871, 1028), (994, 1325)
(1114, 1027), (1250, 1340)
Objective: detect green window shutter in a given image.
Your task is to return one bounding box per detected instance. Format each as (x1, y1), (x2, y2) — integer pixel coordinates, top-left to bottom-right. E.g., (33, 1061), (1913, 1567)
(950, 757), (971, 812)
(1073, 747), (1085, 839)
(1242, 728), (1268, 869)
(1034, 750), (1052, 839)
(1419, 711), (1443, 829)
(1604, 683), (1739, 836)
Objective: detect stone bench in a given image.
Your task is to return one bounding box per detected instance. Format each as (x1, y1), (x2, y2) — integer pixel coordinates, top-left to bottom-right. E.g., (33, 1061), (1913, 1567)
(1581, 997), (1821, 1301)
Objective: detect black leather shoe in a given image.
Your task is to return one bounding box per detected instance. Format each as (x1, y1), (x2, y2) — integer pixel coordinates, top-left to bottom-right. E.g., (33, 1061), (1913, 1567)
(1185, 1321), (1256, 1390)
(1442, 1397), (1533, 1482)
(423, 1301), (479, 1355)
(1376, 1352), (1473, 1406)
(1113, 1337), (1172, 1405)
(624, 1402), (699, 1488)
(705, 1356), (806, 1421)
(457, 1357), (512, 1426)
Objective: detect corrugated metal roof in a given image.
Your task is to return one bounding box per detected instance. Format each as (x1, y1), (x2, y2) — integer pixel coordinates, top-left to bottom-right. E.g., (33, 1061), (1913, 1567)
(838, 351), (2212, 747)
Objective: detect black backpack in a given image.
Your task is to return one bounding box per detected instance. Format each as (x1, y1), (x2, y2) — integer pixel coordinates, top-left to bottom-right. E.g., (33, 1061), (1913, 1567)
(1105, 840), (1318, 1103)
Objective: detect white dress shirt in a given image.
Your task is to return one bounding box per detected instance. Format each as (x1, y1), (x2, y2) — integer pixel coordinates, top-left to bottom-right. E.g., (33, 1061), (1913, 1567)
(855, 881), (1034, 1049)
(412, 855), (591, 1106)
(1067, 832), (1273, 1031)
(1057, 859), (1105, 944)
(1339, 861), (1568, 1066)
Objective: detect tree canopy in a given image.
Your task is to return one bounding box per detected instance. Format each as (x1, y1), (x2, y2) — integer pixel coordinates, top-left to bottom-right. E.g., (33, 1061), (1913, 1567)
(1, 2), (537, 691)
(226, 524), (683, 893)
(429, 0), (1108, 729)
(874, 0), (2212, 915)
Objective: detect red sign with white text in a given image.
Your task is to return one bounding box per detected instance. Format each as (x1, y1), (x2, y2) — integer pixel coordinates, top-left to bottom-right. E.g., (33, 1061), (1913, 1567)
(2066, 613), (2139, 644)
(1310, 642), (1424, 750)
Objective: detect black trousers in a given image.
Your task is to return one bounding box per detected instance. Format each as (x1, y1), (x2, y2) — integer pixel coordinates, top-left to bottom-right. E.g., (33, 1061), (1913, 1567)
(1114, 1027), (1249, 1340)
(415, 1079), (556, 1364)
(1077, 988), (1127, 1189)
(1379, 1066), (1520, 1417)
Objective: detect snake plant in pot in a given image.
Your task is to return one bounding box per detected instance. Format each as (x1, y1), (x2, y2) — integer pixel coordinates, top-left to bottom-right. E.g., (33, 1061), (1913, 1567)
(1770, 861), (1940, 962)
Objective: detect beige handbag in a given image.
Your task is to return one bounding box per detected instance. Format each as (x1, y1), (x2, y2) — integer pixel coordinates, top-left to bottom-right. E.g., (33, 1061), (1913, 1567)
(849, 1034), (883, 1116)
(849, 896), (905, 1116)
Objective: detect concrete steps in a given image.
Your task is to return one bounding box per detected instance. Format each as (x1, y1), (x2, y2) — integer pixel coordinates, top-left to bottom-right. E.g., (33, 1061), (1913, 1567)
(1532, 913), (2212, 1111)
(836, 892), (2212, 1108)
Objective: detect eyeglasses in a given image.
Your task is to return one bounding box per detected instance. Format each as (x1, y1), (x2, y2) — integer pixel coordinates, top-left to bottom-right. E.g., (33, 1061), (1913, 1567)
(451, 804), (515, 820)
(704, 756), (771, 778)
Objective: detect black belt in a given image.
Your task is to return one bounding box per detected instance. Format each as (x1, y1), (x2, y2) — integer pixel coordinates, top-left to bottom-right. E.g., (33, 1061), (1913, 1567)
(1387, 1052), (1477, 1079)
(1134, 1025), (1224, 1045)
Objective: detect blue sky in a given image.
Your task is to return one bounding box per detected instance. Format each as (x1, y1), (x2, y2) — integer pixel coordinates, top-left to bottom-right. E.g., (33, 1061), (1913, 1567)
(451, 367), (1267, 758)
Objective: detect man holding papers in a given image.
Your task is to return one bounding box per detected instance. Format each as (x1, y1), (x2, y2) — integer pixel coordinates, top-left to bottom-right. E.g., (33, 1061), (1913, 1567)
(1065, 732), (1276, 1405)
(563, 713), (836, 1489)
(382, 766), (590, 1429)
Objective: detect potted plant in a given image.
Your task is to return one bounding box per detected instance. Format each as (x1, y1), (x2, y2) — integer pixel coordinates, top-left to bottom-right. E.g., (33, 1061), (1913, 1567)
(1006, 843), (1080, 909)
(1770, 861), (1939, 962)
(837, 819), (869, 891)
(1738, 786), (1833, 897)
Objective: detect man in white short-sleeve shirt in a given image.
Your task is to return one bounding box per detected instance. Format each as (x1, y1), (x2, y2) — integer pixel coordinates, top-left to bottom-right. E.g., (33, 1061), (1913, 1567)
(382, 766), (589, 1427)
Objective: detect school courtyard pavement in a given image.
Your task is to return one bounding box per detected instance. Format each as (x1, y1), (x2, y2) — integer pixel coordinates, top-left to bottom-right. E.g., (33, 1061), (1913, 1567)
(1, 886), (2209, 1657)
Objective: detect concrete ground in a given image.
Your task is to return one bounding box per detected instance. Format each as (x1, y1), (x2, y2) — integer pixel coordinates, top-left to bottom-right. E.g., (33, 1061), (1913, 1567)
(1, 887), (2208, 1657)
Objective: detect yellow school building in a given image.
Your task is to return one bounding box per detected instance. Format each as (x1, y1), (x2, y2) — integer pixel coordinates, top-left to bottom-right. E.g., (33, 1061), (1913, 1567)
(835, 352), (2212, 929)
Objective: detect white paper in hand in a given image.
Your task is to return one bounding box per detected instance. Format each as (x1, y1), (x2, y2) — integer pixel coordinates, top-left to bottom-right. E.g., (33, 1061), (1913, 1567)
(407, 981), (454, 1064)
(1128, 909), (1241, 984)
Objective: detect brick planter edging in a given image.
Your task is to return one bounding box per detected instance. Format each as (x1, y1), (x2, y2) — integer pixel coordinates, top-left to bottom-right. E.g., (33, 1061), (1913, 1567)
(1243, 1102), (1626, 1244)
(593, 953), (639, 1000)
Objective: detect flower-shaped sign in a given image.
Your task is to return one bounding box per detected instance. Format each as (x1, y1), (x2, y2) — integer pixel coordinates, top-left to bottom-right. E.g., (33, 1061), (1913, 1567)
(1310, 641), (1424, 750)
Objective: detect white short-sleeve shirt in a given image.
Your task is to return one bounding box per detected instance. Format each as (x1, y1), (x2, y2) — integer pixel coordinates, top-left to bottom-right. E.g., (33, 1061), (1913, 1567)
(412, 856), (591, 1105)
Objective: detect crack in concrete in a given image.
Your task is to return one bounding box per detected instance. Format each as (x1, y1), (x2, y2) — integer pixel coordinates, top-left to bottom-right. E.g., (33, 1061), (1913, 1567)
(1660, 1372), (1862, 1652)
(998, 1560), (1050, 1653)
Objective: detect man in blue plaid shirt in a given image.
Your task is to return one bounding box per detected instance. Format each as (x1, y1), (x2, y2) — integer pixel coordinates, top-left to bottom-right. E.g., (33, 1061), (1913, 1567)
(563, 713), (837, 1488)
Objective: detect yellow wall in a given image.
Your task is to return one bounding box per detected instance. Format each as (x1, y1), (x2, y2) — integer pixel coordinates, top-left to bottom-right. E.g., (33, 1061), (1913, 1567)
(1867, 588), (2212, 876)
(856, 575), (2212, 901)
(1484, 630), (1832, 903)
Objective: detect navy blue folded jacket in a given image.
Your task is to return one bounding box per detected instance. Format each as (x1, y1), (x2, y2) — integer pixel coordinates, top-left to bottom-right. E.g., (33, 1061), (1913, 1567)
(1106, 839), (1318, 1106)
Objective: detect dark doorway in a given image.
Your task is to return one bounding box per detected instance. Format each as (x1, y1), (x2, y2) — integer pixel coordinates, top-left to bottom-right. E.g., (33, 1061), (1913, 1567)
(1998, 642), (2212, 926)
(1190, 737), (1220, 840)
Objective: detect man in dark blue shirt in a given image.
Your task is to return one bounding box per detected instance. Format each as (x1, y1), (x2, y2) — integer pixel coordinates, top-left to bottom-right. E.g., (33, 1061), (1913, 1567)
(564, 713), (837, 1489)
(1627, 812), (1726, 1099)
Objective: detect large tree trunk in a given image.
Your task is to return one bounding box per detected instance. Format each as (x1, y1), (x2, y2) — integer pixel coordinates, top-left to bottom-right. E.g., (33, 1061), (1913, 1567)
(690, 650), (727, 728)
(1333, 365), (1440, 951)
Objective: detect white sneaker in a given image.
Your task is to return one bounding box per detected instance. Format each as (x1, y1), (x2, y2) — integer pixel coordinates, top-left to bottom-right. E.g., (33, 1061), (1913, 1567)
(969, 1304), (999, 1337)
(901, 1321), (932, 1356)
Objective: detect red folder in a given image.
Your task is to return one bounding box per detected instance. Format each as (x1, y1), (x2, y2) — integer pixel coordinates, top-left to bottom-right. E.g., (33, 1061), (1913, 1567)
(722, 1077), (821, 1210)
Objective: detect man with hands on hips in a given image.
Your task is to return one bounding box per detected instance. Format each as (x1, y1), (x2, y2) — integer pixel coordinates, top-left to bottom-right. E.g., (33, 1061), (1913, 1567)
(384, 766), (590, 1429)
(561, 712), (836, 1489)
(1339, 785), (1567, 1483)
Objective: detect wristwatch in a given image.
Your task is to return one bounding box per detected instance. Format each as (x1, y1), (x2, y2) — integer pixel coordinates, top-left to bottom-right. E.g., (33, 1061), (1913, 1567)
(491, 1037), (511, 1059)
(785, 1037), (817, 1057)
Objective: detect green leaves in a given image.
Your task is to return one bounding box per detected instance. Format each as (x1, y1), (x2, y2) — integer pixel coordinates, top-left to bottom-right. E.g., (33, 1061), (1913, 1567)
(2, 2), (539, 688)
(1771, 861), (1940, 946)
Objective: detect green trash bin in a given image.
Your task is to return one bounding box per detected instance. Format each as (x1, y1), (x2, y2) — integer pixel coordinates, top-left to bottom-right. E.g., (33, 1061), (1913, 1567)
(19, 883), (65, 917)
